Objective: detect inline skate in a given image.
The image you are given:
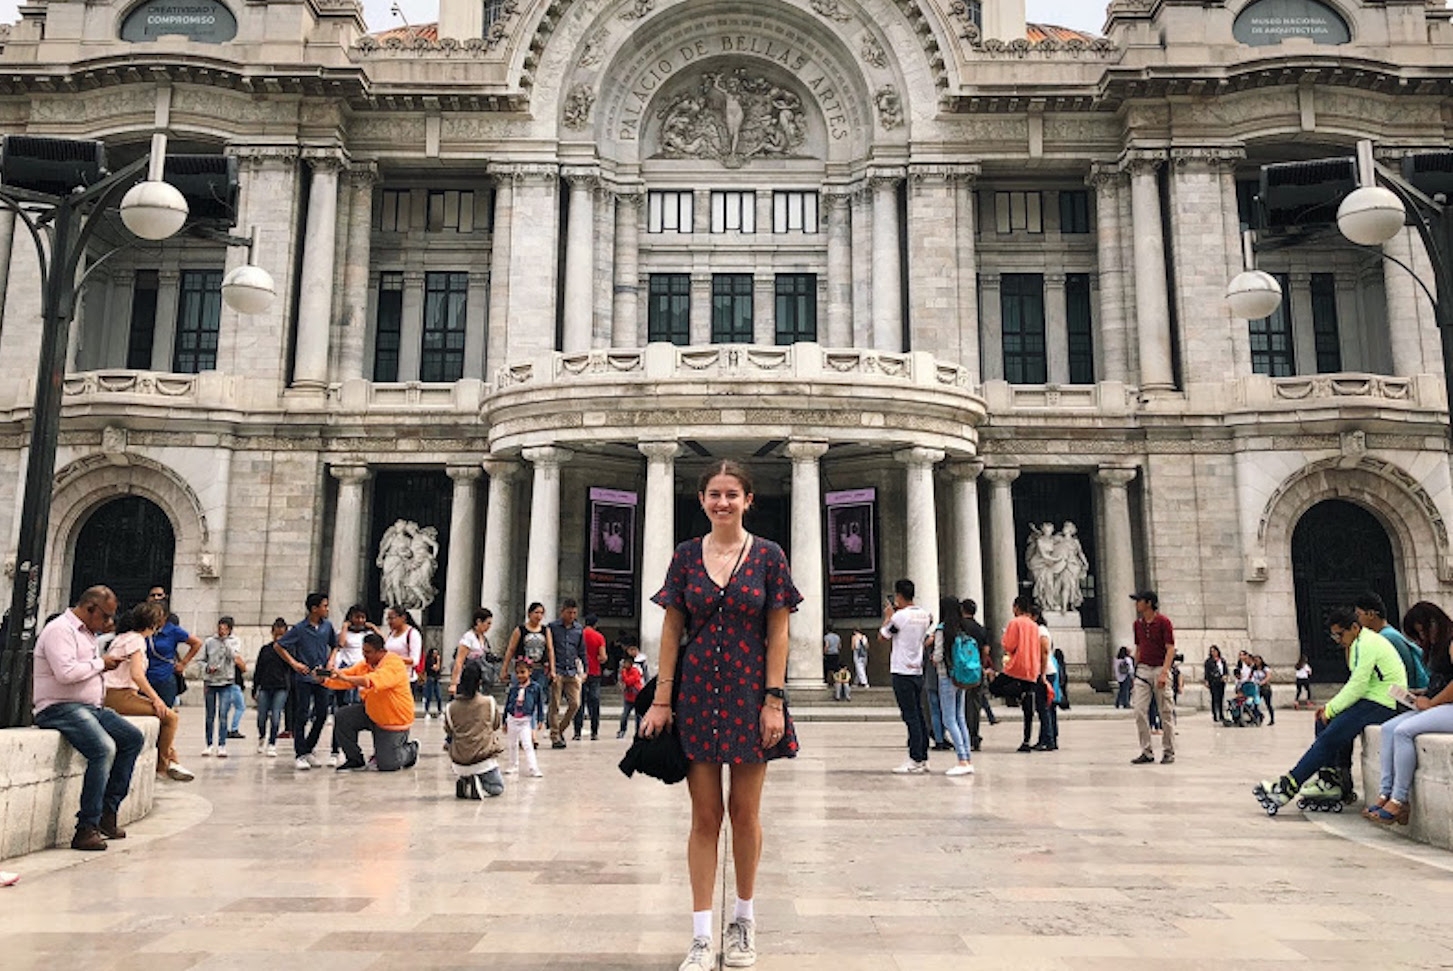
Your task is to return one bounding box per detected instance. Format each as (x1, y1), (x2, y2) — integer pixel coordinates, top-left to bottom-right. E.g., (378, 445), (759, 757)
(1295, 768), (1354, 813)
(1253, 774), (1298, 816)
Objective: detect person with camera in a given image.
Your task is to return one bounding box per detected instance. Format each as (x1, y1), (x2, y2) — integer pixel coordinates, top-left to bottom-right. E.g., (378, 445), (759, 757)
(273, 592), (338, 772)
(320, 633), (418, 772)
(881, 578), (935, 774)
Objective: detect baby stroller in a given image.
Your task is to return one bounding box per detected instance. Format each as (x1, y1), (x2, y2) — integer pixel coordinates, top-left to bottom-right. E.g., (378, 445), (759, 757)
(1225, 681), (1264, 727)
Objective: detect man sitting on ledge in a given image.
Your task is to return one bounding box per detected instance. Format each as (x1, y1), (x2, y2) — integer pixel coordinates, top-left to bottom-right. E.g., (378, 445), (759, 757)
(323, 633), (418, 772)
(33, 585), (144, 851)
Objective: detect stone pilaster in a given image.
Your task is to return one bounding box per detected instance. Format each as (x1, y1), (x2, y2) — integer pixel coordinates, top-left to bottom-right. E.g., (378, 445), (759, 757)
(490, 163), (560, 362)
(1096, 467), (1138, 661)
(1090, 164), (1130, 384)
(983, 466), (1021, 633)
(870, 168), (905, 352)
(397, 270), (426, 381)
(1385, 226), (1436, 376)
(896, 447), (945, 617)
(954, 171), (981, 376)
(522, 446), (572, 613)
(786, 440), (829, 690)
(443, 465), (483, 644)
(480, 458), (523, 624)
(638, 440), (680, 668)
(823, 189), (853, 348)
(1168, 148), (1247, 384)
(338, 163), (378, 381)
(328, 464), (373, 610)
(978, 273), (1003, 382)
(947, 460), (985, 612)
(612, 188), (644, 348)
(907, 163), (979, 362)
(850, 186), (873, 349)
(1125, 153), (1174, 392)
(151, 269), (181, 372)
(1044, 271), (1069, 385)
(486, 171), (514, 377)
(561, 167), (599, 354)
(293, 150), (346, 390)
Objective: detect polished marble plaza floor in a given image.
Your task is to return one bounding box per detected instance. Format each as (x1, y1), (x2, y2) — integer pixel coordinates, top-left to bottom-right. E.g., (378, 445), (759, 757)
(4, 707), (1452, 970)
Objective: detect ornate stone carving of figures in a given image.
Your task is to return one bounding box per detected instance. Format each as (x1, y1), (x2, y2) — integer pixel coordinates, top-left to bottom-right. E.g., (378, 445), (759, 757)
(654, 68), (809, 167)
(1055, 522), (1089, 612)
(377, 519), (440, 612)
(1025, 521), (1089, 612)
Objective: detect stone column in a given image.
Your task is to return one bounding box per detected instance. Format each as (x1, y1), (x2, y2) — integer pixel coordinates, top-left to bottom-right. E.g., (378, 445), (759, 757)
(443, 465), (482, 642)
(0, 209), (15, 340)
(1096, 467), (1138, 659)
(1385, 226), (1434, 376)
(824, 189), (853, 347)
(612, 188), (643, 348)
(983, 467), (1021, 632)
(870, 168), (905, 352)
(954, 172), (981, 375)
(1045, 271), (1069, 384)
(151, 270), (181, 372)
(690, 272), (712, 345)
(638, 441), (680, 668)
(480, 458), (522, 623)
(786, 440), (829, 689)
(561, 168), (598, 354)
(947, 460), (985, 612)
(850, 186), (873, 348)
(397, 271), (426, 381)
(464, 270), (489, 380)
(1127, 155), (1175, 391)
(293, 151), (345, 390)
(979, 273), (1004, 382)
(328, 464), (372, 610)
(486, 171), (514, 375)
(1090, 164), (1129, 383)
(522, 446), (572, 613)
(896, 447), (945, 617)
(338, 163), (378, 381)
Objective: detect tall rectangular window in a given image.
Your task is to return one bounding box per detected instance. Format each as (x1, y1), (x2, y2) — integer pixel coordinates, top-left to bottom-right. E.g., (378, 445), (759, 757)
(710, 191), (756, 233)
(126, 270), (159, 370)
(373, 272), (404, 382)
(173, 269), (223, 374)
(647, 273), (691, 345)
(994, 191), (1043, 234)
(1311, 273), (1343, 374)
(378, 189), (410, 232)
(483, 0), (506, 28)
(1001, 273), (1047, 384)
(711, 274), (754, 344)
(1065, 273), (1095, 384)
(773, 191), (819, 233)
(774, 274), (817, 345)
(647, 191), (694, 233)
(426, 190), (475, 233)
(421, 272), (468, 382)
(1059, 190), (1091, 234)
(1249, 272), (1295, 377)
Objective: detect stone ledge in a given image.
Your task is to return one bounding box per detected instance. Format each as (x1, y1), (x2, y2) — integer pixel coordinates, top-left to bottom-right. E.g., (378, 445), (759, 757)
(1360, 724), (1453, 852)
(0, 717), (160, 861)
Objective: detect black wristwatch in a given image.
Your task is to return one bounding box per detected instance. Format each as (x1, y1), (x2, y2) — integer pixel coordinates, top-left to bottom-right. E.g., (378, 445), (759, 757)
(765, 687), (787, 703)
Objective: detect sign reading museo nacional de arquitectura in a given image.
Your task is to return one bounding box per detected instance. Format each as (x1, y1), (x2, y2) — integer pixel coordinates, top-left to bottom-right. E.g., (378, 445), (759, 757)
(119, 0), (237, 43)
(1232, 0), (1352, 46)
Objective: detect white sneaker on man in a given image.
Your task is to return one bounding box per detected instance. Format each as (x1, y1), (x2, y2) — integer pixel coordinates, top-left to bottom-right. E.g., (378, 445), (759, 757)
(723, 919), (757, 968)
(201, 745), (213, 758)
(892, 760), (928, 774)
(678, 937), (715, 971)
(295, 757), (311, 771)
(327, 754), (339, 767)
(946, 764), (974, 777)
(265, 745), (277, 758)
(216, 747), (228, 759)
(304, 753), (322, 768)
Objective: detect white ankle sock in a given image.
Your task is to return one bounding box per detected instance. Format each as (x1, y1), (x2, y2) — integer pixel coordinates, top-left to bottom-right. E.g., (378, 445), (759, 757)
(734, 897), (754, 922)
(692, 910), (712, 940)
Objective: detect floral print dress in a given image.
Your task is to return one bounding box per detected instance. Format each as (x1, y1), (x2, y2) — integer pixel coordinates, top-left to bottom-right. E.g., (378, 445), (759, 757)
(652, 536), (803, 764)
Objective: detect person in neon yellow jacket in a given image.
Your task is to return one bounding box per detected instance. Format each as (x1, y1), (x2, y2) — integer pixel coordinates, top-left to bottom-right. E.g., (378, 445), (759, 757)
(1254, 605), (1407, 811)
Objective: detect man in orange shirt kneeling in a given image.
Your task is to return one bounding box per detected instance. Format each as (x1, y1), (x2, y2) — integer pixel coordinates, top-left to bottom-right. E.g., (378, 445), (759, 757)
(323, 633), (418, 772)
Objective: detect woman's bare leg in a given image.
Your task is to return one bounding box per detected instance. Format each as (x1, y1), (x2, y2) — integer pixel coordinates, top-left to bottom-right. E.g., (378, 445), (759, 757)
(726, 763), (768, 901)
(686, 762), (726, 911)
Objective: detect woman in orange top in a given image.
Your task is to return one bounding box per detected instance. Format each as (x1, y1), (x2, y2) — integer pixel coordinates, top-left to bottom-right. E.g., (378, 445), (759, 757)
(998, 595), (1049, 754)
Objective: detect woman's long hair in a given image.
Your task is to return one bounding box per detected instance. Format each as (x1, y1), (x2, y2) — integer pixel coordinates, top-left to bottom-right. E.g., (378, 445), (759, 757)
(1403, 601), (1453, 675)
(457, 659), (484, 700)
(938, 596), (963, 646)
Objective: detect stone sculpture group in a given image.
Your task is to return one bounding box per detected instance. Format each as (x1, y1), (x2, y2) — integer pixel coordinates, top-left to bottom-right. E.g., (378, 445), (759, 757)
(1025, 521), (1089, 613)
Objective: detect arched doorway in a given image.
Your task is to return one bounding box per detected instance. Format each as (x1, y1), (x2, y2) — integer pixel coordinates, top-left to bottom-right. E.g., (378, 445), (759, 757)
(1292, 499), (1398, 682)
(69, 496), (175, 612)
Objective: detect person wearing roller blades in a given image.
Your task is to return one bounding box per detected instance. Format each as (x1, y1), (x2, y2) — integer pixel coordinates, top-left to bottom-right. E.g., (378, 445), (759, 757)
(1254, 607), (1406, 816)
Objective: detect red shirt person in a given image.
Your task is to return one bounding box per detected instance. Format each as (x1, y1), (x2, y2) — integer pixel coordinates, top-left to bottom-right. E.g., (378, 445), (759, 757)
(1129, 590), (1177, 765)
(572, 614), (610, 741)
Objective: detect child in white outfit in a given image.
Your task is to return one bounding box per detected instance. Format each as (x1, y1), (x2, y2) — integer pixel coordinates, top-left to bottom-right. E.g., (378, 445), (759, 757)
(503, 660), (543, 778)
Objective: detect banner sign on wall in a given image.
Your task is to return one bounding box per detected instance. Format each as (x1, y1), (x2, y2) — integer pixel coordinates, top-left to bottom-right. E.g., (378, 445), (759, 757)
(585, 487), (638, 619)
(825, 487), (880, 619)
(120, 0), (239, 43)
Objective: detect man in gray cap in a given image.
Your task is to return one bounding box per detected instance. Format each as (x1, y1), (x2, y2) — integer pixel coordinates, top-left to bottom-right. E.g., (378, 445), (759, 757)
(1129, 590), (1177, 765)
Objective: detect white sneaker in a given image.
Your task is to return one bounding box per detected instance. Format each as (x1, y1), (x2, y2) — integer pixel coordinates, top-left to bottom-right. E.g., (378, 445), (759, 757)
(723, 919), (756, 968)
(265, 745), (277, 758)
(946, 764), (974, 777)
(327, 754), (339, 767)
(503, 766), (518, 775)
(257, 741), (265, 755)
(892, 760), (929, 774)
(295, 757), (311, 771)
(201, 745), (213, 757)
(304, 753), (322, 768)
(678, 937), (715, 971)
(529, 768), (543, 778)
(166, 762), (195, 782)
(216, 747), (228, 759)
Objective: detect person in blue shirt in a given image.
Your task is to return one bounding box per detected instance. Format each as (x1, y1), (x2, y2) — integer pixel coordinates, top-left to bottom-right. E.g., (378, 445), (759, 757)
(143, 585), (203, 708)
(273, 592), (338, 771)
(1356, 592), (1429, 691)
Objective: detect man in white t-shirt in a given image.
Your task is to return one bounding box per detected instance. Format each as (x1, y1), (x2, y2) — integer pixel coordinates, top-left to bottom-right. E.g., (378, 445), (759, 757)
(880, 578), (934, 774)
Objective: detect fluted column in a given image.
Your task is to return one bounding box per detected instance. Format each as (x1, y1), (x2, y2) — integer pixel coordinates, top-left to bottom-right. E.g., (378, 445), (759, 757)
(786, 440), (829, 689)
(522, 446), (572, 613)
(896, 447), (945, 617)
(338, 163), (378, 381)
(293, 151), (345, 390)
(870, 168), (905, 352)
(638, 441), (680, 668)
(612, 188), (643, 348)
(328, 464), (373, 610)
(1127, 155), (1175, 391)
(1096, 467), (1139, 659)
(480, 458), (523, 624)
(983, 467), (1021, 633)
(443, 465), (483, 642)
(486, 172), (514, 375)
(947, 460), (985, 612)
(1045, 271), (1070, 384)
(1090, 164), (1130, 383)
(562, 168), (598, 354)
(824, 189), (853, 347)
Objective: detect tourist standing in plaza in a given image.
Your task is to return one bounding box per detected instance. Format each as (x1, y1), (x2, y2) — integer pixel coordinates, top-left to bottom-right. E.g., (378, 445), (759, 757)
(502, 603), (554, 739)
(323, 632), (419, 772)
(381, 605), (423, 690)
(421, 645), (445, 719)
(33, 586), (144, 851)
(932, 596), (974, 776)
(617, 639), (647, 738)
(1034, 606), (1058, 751)
(1113, 646), (1134, 708)
(252, 618), (291, 756)
(450, 608), (495, 696)
(1295, 655), (1313, 707)
(822, 624), (841, 685)
(143, 585), (202, 709)
(959, 599), (993, 748)
(546, 599), (585, 749)
(1204, 646), (1229, 724)
(881, 578), (934, 773)
(997, 595), (1047, 753)
(850, 628), (870, 687)
(101, 601), (192, 782)
(1252, 656), (1275, 726)
(273, 592), (338, 771)
(200, 617), (246, 757)
(1129, 590), (1177, 765)
(640, 460), (801, 971)
(573, 613), (608, 741)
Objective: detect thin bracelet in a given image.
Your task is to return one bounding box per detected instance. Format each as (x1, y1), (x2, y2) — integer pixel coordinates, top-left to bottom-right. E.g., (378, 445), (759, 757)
(650, 701), (672, 709)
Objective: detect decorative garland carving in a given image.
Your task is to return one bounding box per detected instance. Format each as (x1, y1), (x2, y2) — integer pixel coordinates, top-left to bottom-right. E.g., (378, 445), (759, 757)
(809, 0), (853, 24)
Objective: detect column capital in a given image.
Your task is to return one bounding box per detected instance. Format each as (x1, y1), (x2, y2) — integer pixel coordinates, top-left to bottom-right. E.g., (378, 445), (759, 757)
(562, 165), (603, 189)
(226, 144), (300, 169)
(302, 148), (349, 174)
(1045, 271), (1068, 288)
(1170, 146), (1247, 170)
(908, 162), (980, 186)
(894, 446), (945, 469)
(345, 161), (380, 187)
(489, 161), (561, 185)
(638, 440), (682, 463)
(784, 439), (830, 462)
(612, 184), (646, 207)
(868, 166), (907, 189)
(821, 186), (853, 211)
(1087, 161), (1126, 188)
(1095, 466), (1138, 488)
(982, 466), (1020, 487)
(447, 464), (484, 483)
(1119, 150), (1167, 176)
(329, 463), (373, 485)
(522, 446), (573, 468)
(945, 459), (985, 482)
(481, 457), (524, 480)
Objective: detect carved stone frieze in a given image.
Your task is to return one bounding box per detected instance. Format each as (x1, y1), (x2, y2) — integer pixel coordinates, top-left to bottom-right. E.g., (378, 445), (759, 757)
(860, 32), (887, 70)
(875, 85), (903, 130)
(562, 83), (596, 130)
(619, 0), (655, 22)
(578, 26), (611, 67)
(654, 68), (809, 168)
(810, 0), (853, 24)
(1170, 146), (1247, 169)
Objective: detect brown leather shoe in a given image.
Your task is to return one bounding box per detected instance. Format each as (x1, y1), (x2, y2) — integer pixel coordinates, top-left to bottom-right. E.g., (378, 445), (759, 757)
(71, 825), (107, 851)
(99, 812), (127, 840)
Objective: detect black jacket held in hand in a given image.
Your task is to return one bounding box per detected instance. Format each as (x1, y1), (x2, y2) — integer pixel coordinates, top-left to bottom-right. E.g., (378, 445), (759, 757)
(618, 676), (690, 785)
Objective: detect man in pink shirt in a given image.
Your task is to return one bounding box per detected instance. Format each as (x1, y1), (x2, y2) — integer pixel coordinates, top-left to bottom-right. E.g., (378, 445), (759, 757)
(32, 586), (145, 851)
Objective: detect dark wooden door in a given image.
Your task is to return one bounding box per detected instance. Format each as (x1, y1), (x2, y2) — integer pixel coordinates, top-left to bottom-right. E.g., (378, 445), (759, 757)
(70, 496), (175, 613)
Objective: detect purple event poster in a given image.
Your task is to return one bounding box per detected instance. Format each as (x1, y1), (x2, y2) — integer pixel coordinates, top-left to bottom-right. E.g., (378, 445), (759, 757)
(585, 487), (638, 618)
(825, 487), (880, 619)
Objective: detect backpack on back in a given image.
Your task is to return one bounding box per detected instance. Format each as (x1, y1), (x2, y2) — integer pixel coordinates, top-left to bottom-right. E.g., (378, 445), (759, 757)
(949, 632), (982, 687)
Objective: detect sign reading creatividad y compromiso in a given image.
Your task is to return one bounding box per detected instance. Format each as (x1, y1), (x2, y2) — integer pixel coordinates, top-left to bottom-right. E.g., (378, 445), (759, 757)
(120, 0), (238, 44)
(1232, 0), (1351, 47)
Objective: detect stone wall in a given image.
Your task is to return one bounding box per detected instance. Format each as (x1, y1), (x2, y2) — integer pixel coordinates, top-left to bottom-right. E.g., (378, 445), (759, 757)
(1361, 724), (1453, 853)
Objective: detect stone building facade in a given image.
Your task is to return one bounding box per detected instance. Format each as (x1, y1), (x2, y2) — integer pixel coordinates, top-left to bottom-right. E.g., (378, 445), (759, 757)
(1, 0), (1451, 688)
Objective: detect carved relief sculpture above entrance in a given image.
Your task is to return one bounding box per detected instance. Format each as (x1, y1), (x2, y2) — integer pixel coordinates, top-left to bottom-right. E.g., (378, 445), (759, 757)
(653, 67), (810, 166)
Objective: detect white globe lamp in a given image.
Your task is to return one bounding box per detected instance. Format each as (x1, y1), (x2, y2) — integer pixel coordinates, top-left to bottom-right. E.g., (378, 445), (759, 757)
(118, 180), (189, 241)
(1337, 185), (1406, 246)
(221, 263), (276, 314)
(1225, 270), (1283, 320)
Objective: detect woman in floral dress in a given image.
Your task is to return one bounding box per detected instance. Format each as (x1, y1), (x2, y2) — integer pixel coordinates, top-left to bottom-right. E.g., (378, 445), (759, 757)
(641, 459), (801, 971)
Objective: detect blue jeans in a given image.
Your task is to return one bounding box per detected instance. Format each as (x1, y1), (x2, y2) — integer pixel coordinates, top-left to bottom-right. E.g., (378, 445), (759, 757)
(936, 677), (971, 761)
(227, 684), (245, 732)
(1290, 699), (1398, 786)
(256, 688), (287, 744)
(1115, 677), (1133, 708)
(892, 673), (929, 763)
(926, 679), (945, 743)
(619, 699), (639, 735)
(530, 669), (548, 724)
(148, 671), (179, 708)
(422, 677), (444, 715)
(204, 685), (232, 746)
(1039, 680), (1059, 746)
(33, 702), (144, 827)
(290, 678), (331, 757)
(574, 675), (602, 737)
(1377, 704), (1453, 802)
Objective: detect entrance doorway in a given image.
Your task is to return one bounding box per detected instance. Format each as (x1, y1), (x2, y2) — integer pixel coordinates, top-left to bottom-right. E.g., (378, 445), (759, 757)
(70, 496), (176, 612)
(1292, 499), (1398, 683)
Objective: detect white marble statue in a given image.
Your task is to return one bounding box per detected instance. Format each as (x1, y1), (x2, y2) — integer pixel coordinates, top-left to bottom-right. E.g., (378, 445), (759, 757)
(377, 519), (439, 612)
(1025, 521), (1089, 613)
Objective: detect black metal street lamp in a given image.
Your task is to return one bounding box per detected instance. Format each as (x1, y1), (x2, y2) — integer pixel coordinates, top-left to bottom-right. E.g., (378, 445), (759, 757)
(0, 133), (274, 728)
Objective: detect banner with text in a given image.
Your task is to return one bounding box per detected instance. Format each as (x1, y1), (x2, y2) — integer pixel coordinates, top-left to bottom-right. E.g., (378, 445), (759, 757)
(585, 487), (638, 619)
(825, 488), (880, 619)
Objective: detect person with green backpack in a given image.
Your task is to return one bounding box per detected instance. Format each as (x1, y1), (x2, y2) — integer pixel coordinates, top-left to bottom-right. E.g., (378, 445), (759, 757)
(932, 596), (980, 777)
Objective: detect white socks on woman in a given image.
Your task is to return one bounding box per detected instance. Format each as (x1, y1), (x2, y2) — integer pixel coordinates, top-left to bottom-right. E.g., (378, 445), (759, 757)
(692, 910), (712, 940)
(734, 897), (754, 922)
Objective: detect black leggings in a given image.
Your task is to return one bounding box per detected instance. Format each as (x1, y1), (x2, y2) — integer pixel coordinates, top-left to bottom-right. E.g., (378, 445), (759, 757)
(1020, 680), (1048, 745)
(1296, 679), (1312, 701)
(1209, 681), (1226, 722)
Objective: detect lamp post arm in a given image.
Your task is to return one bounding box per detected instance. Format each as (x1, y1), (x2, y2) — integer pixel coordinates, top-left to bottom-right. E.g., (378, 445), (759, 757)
(51, 157), (152, 292)
(0, 190), (51, 298)
(1371, 172), (1453, 332)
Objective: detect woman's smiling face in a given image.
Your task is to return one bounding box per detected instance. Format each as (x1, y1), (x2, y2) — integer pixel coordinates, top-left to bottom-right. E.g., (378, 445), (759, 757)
(700, 473), (751, 525)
